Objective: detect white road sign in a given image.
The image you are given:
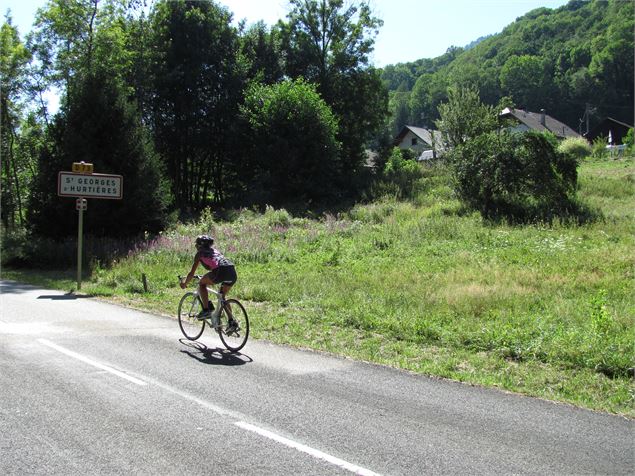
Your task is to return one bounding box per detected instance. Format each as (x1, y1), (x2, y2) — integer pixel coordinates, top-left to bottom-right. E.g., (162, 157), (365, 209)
(58, 172), (123, 199)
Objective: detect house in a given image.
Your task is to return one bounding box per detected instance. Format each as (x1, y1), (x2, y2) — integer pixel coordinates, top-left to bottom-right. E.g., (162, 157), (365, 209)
(585, 117), (633, 145)
(393, 125), (444, 160)
(499, 107), (580, 140)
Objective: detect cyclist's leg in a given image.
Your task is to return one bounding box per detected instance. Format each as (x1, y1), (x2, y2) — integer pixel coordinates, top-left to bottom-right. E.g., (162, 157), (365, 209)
(218, 266), (237, 320)
(199, 274), (214, 311)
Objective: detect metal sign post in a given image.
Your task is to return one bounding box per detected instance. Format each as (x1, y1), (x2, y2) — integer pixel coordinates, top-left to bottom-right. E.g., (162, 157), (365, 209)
(77, 202), (84, 289)
(75, 198), (87, 289)
(57, 162), (123, 291)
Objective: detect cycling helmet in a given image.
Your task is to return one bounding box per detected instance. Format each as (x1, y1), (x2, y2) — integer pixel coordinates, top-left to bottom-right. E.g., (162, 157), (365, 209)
(195, 235), (214, 249)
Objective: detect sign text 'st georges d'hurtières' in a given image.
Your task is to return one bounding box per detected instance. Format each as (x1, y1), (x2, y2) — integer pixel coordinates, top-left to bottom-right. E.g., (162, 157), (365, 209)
(58, 172), (123, 199)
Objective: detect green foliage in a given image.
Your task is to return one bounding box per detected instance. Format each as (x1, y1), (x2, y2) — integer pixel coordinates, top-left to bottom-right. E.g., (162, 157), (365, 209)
(450, 130), (580, 222)
(375, 148), (423, 199)
(29, 0), (133, 90)
(499, 55), (547, 110)
(283, 0), (389, 179)
(28, 71), (171, 239)
(239, 79), (341, 205)
(590, 136), (609, 159)
(1, 15), (32, 228)
(557, 137), (592, 160)
(436, 85), (499, 148)
(623, 128), (634, 151)
(239, 21), (284, 85)
(150, 0), (244, 208)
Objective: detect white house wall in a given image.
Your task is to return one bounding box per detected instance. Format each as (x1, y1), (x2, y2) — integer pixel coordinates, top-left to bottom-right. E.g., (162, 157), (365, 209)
(397, 131), (433, 153)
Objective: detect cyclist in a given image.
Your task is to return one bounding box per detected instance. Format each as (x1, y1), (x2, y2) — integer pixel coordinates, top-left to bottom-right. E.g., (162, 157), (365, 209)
(180, 235), (238, 330)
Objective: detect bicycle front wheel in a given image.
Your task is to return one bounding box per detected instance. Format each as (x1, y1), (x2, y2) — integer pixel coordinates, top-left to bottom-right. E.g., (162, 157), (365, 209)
(178, 292), (205, 341)
(219, 298), (249, 352)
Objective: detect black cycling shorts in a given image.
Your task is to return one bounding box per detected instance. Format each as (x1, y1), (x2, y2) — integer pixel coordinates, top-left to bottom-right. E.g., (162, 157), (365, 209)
(206, 265), (237, 285)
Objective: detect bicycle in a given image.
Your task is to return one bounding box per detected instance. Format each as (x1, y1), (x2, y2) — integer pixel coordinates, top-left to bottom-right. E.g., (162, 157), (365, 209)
(177, 275), (250, 352)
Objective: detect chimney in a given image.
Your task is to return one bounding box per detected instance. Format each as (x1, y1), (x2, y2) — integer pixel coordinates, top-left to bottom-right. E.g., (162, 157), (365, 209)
(540, 109), (546, 126)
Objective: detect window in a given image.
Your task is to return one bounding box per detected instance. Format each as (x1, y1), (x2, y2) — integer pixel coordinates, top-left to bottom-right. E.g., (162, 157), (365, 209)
(411, 138), (417, 146)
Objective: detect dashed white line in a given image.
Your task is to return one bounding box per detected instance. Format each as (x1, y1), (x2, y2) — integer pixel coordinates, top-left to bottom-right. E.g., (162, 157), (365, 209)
(37, 338), (147, 386)
(235, 421), (382, 476)
(36, 338), (381, 475)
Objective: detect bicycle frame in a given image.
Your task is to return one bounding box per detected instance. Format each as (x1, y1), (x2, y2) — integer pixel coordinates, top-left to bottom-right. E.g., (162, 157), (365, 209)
(180, 275), (226, 326)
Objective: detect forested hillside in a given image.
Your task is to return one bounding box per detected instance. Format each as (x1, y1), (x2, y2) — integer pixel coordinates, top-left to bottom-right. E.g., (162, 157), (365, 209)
(382, 0), (633, 135)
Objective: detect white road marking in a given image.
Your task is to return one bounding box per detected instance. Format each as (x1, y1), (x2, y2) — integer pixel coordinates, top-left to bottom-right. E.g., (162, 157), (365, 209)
(235, 421), (382, 476)
(35, 339), (381, 475)
(143, 375), (383, 475)
(37, 338), (147, 386)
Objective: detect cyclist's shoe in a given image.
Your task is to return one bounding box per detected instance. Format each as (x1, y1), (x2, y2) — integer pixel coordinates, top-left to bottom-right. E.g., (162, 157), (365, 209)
(197, 309), (212, 320)
(225, 318), (240, 334)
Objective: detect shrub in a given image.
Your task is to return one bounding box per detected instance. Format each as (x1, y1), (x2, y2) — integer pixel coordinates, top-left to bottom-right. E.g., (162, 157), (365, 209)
(558, 137), (592, 160)
(450, 130), (580, 222)
(239, 79), (341, 205)
(380, 148), (423, 199)
(623, 128), (634, 153)
(591, 136), (609, 159)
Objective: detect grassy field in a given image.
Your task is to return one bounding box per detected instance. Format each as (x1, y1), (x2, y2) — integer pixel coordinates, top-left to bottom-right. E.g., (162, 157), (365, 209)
(3, 158), (634, 417)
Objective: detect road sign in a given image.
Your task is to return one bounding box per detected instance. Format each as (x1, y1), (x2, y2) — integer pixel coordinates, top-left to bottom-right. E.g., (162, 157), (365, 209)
(75, 198), (87, 211)
(58, 172), (123, 199)
(72, 162), (94, 174)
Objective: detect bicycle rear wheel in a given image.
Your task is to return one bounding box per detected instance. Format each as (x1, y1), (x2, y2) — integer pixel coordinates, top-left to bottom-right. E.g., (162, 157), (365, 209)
(219, 298), (249, 352)
(178, 292), (205, 340)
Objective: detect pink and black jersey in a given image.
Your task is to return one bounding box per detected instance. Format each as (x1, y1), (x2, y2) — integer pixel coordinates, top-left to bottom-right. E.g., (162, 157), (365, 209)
(196, 248), (233, 271)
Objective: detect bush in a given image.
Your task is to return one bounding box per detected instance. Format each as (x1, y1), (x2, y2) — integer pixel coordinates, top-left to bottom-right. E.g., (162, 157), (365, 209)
(239, 79), (341, 206)
(591, 136), (609, 159)
(450, 130), (581, 222)
(623, 128), (634, 153)
(558, 137), (592, 160)
(379, 147), (423, 199)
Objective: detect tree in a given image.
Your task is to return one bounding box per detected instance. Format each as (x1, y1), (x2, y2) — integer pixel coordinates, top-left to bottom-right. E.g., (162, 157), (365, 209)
(408, 72), (449, 128)
(1, 14), (32, 228)
(238, 79), (341, 205)
(28, 0), (134, 104)
(435, 85), (498, 149)
(150, 0), (244, 209)
(389, 91), (411, 135)
(282, 0), (388, 181)
(239, 21), (284, 85)
(28, 71), (171, 238)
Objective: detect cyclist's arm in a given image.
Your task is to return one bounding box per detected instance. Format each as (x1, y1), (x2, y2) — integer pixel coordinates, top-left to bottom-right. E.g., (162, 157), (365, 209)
(181, 256), (201, 288)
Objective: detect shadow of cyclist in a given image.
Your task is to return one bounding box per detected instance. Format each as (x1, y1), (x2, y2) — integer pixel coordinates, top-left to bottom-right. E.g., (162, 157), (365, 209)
(178, 339), (252, 366)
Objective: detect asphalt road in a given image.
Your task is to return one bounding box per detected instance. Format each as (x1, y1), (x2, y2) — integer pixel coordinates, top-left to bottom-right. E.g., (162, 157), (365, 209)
(1, 280), (633, 475)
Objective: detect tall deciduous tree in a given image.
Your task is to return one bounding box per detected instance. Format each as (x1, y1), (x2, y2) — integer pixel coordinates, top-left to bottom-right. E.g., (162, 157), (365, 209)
(1, 14), (32, 228)
(28, 0), (133, 103)
(239, 21), (285, 86)
(150, 0), (244, 209)
(282, 0), (388, 181)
